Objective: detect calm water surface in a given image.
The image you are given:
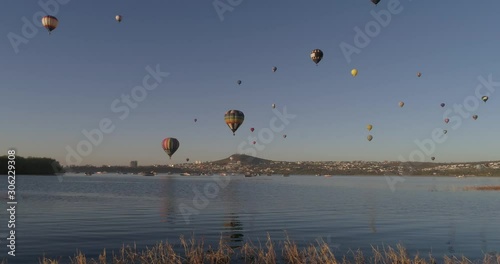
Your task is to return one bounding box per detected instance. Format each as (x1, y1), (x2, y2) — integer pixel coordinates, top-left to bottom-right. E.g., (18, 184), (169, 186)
(1, 174), (499, 263)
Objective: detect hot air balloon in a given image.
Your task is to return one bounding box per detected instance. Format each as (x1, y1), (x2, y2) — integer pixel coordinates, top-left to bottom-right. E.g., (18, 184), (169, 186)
(444, 118), (449, 124)
(162, 138), (179, 159)
(272, 67), (277, 72)
(224, 110), (244, 135)
(367, 124), (373, 131)
(472, 115), (478, 120)
(194, 118), (197, 122)
(371, 0), (381, 5)
(272, 104), (276, 109)
(253, 141), (256, 145)
(417, 72), (422, 77)
(399, 101), (404, 108)
(250, 127), (254, 132)
(237, 80), (242, 85)
(186, 158), (190, 162)
(351, 69), (358, 77)
(283, 135), (287, 138)
(42, 15), (58, 34)
(441, 103), (445, 107)
(310, 49), (323, 65)
(482, 96), (489, 102)
(367, 135), (373, 141)
(115, 15), (122, 22)
(443, 130), (447, 134)
(431, 157), (435, 161)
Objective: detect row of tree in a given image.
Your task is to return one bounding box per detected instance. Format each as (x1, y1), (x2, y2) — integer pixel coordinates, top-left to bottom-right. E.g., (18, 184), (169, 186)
(0, 156), (64, 175)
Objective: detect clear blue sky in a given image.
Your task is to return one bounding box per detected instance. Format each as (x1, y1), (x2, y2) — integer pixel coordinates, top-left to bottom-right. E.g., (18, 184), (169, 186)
(2, 1), (500, 166)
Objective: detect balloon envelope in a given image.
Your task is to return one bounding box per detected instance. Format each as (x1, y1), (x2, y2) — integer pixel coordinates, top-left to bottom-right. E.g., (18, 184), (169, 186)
(42, 15), (58, 33)
(417, 72), (422, 77)
(440, 103), (445, 107)
(162, 138), (179, 159)
(367, 135), (373, 141)
(371, 0), (380, 4)
(444, 118), (449, 123)
(224, 110), (245, 135)
(399, 101), (404, 107)
(237, 80), (242, 85)
(482, 96), (489, 102)
(366, 124), (373, 131)
(351, 69), (358, 77)
(310, 49), (323, 65)
(115, 15), (122, 22)
(272, 67), (277, 72)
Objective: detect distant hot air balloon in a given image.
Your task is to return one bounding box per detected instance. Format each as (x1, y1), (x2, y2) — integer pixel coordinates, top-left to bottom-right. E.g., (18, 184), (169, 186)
(366, 124), (373, 131)
(482, 96), (489, 102)
(417, 72), (422, 77)
(371, 0), (381, 5)
(351, 69), (358, 77)
(186, 158), (190, 162)
(253, 141), (256, 145)
(162, 138), (179, 159)
(310, 49), (323, 65)
(472, 115), (478, 120)
(272, 66), (277, 72)
(283, 135), (287, 138)
(272, 104), (276, 109)
(367, 135), (373, 141)
(444, 118), (450, 124)
(224, 110), (245, 135)
(194, 118), (197, 122)
(237, 80), (242, 85)
(399, 101), (405, 108)
(115, 15), (122, 22)
(250, 127), (254, 132)
(440, 103), (445, 107)
(42, 15), (58, 34)
(431, 157), (435, 161)
(443, 130), (447, 134)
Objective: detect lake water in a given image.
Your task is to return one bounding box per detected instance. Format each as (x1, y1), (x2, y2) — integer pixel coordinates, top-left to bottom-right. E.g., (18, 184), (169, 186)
(1, 174), (499, 263)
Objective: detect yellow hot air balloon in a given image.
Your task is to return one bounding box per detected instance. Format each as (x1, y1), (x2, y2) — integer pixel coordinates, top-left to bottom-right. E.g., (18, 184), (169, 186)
(351, 69), (358, 77)
(366, 124), (372, 131)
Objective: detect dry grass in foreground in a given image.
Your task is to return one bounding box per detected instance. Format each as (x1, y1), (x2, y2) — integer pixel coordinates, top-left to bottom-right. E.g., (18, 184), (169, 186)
(463, 185), (500, 191)
(20, 235), (499, 264)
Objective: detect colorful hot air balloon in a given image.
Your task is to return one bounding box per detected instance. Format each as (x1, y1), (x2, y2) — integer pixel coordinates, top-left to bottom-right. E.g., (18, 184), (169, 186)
(115, 15), (122, 22)
(42, 15), (58, 34)
(237, 80), (242, 85)
(367, 124), (373, 131)
(351, 69), (358, 77)
(250, 127), (254, 132)
(440, 103), (445, 107)
(162, 138), (179, 159)
(224, 110), (244, 135)
(417, 72), (422, 77)
(310, 49), (323, 65)
(367, 135), (373, 141)
(272, 104), (276, 109)
(272, 67), (277, 72)
(399, 101), (404, 108)
(482, 96), (489, 102)
(444, 118), (450, 124)
(431, 157), (435, 161)
(472, 115), (478, 120)
(371, 0), (381, 5)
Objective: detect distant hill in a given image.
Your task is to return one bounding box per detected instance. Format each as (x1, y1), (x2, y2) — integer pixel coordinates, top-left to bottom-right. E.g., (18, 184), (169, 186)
(211, 154), (274, 166)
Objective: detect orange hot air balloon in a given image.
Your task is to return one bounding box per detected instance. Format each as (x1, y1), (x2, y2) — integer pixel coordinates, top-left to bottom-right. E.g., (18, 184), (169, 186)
(42, 15), (58, 34)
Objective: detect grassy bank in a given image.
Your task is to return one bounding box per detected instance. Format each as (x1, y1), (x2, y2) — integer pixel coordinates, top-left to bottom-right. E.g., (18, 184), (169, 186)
(5, 235), (497, 264)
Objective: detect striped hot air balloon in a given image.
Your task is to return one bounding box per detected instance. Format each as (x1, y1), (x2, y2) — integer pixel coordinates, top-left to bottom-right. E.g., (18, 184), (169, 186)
(310, 49), (323, 65)
(162, 138), (179, 159)
(224, 110), (244, 135)
(42, 15), (58, 34)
